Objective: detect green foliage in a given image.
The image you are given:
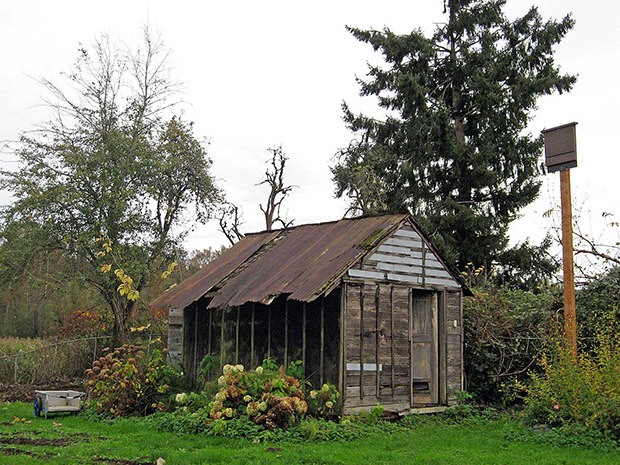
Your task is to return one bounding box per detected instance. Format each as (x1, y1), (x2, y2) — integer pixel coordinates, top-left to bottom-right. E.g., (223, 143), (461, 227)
(523, 333), (620, 440)
(463, 285), (559, 404)
(576, 267), (620, 346)
(307, 383), (341, 418)
(356, 403), (384, 425)
(286, 359), (305, 380)
(207, 363), (308, 430)
(261, 357), (279, 371)
(168, 361), (347, 432)
(84, 341), (179, 417)
(197, 353), (219, 386)
(0, 31), (222, 342)
(332, 0), (575, 275)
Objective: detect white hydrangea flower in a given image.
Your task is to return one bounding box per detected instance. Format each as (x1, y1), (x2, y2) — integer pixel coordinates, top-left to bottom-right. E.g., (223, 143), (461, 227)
(255, 366), (264, 375)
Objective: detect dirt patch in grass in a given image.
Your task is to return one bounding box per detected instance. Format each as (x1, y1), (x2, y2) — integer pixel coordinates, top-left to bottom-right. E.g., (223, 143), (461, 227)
(0, 436), (75, 446)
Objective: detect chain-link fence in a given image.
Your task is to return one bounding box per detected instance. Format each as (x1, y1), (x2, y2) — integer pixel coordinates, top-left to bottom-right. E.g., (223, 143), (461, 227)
(0, 336), (111, 384)
(0, 334), (166, 385)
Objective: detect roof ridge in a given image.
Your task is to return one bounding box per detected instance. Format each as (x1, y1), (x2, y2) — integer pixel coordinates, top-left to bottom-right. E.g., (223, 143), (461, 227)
(243, 213), (407, 237)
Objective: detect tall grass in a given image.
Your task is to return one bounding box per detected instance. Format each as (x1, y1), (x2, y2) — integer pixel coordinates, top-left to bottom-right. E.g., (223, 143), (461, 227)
(0, 337), (103, 384)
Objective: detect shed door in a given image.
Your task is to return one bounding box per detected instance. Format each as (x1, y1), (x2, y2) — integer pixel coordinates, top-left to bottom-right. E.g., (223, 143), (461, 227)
(411, 291), (438, 405)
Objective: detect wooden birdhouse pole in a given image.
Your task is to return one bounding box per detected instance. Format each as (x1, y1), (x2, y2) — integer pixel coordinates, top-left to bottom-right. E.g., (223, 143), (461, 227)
(542, 122), (578, 357)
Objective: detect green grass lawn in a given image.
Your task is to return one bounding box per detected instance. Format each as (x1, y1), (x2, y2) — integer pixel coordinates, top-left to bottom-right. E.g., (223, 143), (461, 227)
(1, 402), (618, 464)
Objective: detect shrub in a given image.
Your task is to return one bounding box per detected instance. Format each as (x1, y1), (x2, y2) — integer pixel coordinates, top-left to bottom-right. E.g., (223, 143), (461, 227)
(84, 341), (179, 417)
(576, 267), (620, 348)
(209, 363), (307, 429)
(523, 332), (620, 439)
(307, 383), (341, 418)
(463, 285), (559, 404)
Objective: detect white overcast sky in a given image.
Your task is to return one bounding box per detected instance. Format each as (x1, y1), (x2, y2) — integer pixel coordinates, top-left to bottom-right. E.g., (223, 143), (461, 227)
(1, 0), (618, 255)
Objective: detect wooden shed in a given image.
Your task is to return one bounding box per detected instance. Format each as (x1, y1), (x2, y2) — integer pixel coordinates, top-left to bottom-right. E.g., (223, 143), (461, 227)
(151, 214), (467, 414)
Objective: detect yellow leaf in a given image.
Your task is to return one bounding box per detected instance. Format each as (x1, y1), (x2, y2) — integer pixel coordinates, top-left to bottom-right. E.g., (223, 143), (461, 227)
(100, 264), (112, 273)
(127, 289), (140, 301)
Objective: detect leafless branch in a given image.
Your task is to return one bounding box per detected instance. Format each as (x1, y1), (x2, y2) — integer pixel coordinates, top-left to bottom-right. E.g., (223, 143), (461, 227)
(218, 202), (245, 246)
(258, 145), (295, 230)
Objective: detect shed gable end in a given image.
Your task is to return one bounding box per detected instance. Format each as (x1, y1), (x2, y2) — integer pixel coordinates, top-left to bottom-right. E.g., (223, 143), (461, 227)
(347, 222), (460, 289)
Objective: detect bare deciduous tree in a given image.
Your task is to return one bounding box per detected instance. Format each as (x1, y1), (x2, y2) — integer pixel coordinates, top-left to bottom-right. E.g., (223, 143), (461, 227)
(546, 205), (620, 282)
(258, 145), (295, 231)
(218, 202), (245, 246)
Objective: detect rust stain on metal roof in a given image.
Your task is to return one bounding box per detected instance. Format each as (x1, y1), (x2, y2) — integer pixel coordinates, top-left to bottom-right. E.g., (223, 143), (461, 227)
(150, 230), (279, 310)
(151, 214), (407, 310)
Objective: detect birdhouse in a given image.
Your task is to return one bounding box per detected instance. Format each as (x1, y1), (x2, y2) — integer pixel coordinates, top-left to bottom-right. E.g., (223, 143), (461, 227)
(542, 122), (577, 173)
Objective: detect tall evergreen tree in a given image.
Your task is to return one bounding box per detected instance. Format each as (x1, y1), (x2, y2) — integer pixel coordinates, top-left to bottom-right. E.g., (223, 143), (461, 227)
(332, 0), (575, 274)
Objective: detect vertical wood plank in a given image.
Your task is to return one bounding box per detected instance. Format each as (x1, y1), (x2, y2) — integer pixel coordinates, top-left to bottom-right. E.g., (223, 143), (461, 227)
(438, 291), (447, 405)
(431, 293), (439, 404)
(459, 292), (464, 392)
(390, 285), (395, 397)
(359, 283), (364, 399)
(250, 304), (255, 369)
(302, 302), (307, 368)
(408, 287), (413, 406)
(208, 308), (212, 355)
(284, 300), (289, 368)
(421, 241), (427, 287)
(193, 303), (199, 378)
(339, 284), (346, 398)
(220, 308), (225, 368)
(375, 284), (380, 399)
(267, 306), (272, 359)
(320, 296), (325, 386)
(235, 306), (240, 364)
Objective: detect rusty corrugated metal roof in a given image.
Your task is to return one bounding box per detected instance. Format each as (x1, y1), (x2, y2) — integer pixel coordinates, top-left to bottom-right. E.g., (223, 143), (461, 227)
(151, 214), (407, 310)
(150, 230), (280, 310)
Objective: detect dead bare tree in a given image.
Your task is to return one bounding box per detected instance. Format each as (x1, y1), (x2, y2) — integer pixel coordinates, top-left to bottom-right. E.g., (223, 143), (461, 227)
(258, 145), (295, 231)
(218, 202), (245, 246)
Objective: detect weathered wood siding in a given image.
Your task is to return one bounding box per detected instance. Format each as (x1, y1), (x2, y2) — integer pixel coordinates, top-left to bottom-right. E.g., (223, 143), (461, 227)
(168, 307), (184, 367)
(445, 290), (463, 404)
(347, 223), (460, 290)
(343, 282), (412, 412)
(342, 221), (464, 412)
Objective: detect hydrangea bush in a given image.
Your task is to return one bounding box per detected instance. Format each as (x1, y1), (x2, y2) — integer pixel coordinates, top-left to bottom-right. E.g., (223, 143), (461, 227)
(209, 363), (307, 429)
(85, 342), (178, 417)
(174, 361), (343, 430)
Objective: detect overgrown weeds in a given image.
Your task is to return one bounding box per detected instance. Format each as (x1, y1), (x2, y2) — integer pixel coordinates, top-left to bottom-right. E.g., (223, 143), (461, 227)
(522, 331), (620, 440)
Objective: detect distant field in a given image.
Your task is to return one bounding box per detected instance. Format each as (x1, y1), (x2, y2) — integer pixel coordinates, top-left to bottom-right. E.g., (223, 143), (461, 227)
(1, 402), (618, 465)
